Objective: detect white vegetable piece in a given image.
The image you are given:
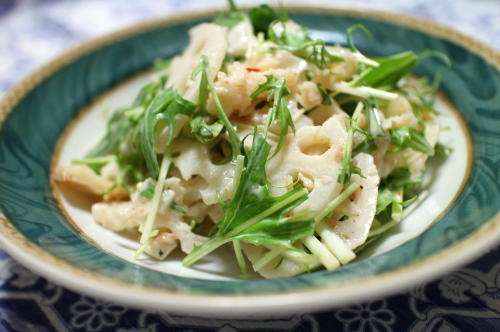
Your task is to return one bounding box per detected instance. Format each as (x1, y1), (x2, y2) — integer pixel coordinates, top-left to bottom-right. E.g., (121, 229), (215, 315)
(241, 243), (320, 279)
(334, 82), (398, 101)
(145, 231), (178, 260)
(53, 165), (114, 195)
(92, 201), (148, 232)
(267, 114), (348, 213)
(376, 95), (440, 176)
(171, 139), (234, 205)
(227, 19), (257, 57)
(213, 50), (306, 118)
(92, 200), (205, 254)
(167, 23), (228, 102)
(334, 153), (380, 249)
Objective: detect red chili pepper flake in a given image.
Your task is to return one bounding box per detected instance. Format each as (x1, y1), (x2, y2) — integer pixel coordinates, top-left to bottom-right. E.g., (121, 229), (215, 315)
(246, 67), (260, 72)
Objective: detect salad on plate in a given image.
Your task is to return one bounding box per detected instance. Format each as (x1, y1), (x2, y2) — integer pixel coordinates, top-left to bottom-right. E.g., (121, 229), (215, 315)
(53, 1), (450, 279)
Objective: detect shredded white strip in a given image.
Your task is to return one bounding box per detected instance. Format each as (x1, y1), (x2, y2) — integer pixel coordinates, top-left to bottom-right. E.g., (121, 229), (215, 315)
(326, 46), (379, 67)
(136, 155), (171, 257)
(253, 247), (284, 271)
(334, 82), (398, 100)
(317, 222), (356, 265)
(303, 236), (340, 270)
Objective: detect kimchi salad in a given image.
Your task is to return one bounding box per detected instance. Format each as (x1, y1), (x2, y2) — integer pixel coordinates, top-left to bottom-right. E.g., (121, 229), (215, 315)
(53, 2), (451, 279)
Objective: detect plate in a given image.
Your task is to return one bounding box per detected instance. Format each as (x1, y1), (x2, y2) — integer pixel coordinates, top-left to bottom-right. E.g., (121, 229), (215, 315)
(0, 6), (499, 317)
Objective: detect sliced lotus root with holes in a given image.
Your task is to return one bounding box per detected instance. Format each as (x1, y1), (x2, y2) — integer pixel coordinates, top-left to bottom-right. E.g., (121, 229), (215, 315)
(267, 114), (347, 213)
(333, 153), (380, 249)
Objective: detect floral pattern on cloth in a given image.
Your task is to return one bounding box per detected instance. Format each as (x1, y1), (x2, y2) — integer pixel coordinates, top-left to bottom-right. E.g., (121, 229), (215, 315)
(70, 297), (127, 331)
(335, 300), (396, 332)
(0, 0), (499, 331)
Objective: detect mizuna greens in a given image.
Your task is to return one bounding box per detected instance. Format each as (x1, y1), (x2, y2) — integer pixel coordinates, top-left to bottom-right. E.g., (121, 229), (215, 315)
(54, 1), (450, 279)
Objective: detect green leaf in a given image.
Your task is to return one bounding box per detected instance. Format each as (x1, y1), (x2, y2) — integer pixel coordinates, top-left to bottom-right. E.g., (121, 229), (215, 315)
(82, 77), (172, 189)
(190, 116), (224, 143)
(188, 57), (225, 144)
(434, 142), (453, 160)
(153, 58), (172, 72)
(338, 102), (364, 184)
(133, 79), (165, 108)
(140, 87), (196, 178)
(346, 24), (373, 53)
(72, 155), (117, 173)
(389, 126), (435, 155)
(317, 83), (332, 106)
(214, 11), (246, 28)
(125, 107), (145, 122)
(268, 23), (343, 69)
(214, 0), (246, 27)
(376, 167), (421, 223)
(269, 23), (310, 49)
(418, 50), (451, 67)
(217, 133), (295, 234)
(170, 202), (188, 215)
(233, 217), (314, 249)
(376, 188), (399, 215)
(366, 97), (385, 137)
(356, 51), (418, 88)
(86, 107), (133, 158)
(383, 167), (422, 189)
(354, 98), (386, 153)
(197, 55), (241, 160)
(362, 165), (424, 253)
(249, 4), (287, 35)
(140, 181), (155, 200)
(191, 56), (210, 112)
(357, 49), (448, 90)
(250, 75), (294, 155)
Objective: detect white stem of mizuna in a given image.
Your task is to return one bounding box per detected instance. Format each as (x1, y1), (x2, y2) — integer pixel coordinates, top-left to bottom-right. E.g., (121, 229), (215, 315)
(334, 82), (398, 100)
(137, 154), (171, 255)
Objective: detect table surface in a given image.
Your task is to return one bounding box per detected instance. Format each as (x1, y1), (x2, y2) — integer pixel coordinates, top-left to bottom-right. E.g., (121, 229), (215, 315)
(0, 0), (499, 331)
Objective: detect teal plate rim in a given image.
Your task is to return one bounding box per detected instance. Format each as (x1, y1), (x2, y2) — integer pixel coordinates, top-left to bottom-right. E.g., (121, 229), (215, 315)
(0, 5), (499, 316)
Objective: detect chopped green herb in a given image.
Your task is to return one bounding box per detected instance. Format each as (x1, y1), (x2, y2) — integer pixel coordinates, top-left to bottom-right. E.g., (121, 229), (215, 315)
(250, 75), (294, 155)
(191, 56), (210, 112)
(317, 83), (332, 106)
(197, 56), (241, 160)
(305, 70), (313, 81)
(353, 98), (385, 153)
(140, 181), (155, 200)
(356, 51), (418, 88)
(190, 116), (224, 143)
(268, 22), (343, 69)
(153, 58), (172, 72)
(383, 167), (422, 190)
(338, 102), (364, 184)
(72, 155), (117, 173)
(140, 87), (196, 178)
(434, 142), (453, 160)
(214, 0), (246, 27)
(249, 4), (288, 35)
(389, 126), (434, 155)
(170, 202), (188, 215)
(346, 24), (372, 53)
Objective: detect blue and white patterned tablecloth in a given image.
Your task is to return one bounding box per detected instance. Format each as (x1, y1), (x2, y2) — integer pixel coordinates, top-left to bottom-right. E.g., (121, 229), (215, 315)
(0, 1), (499, 330)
